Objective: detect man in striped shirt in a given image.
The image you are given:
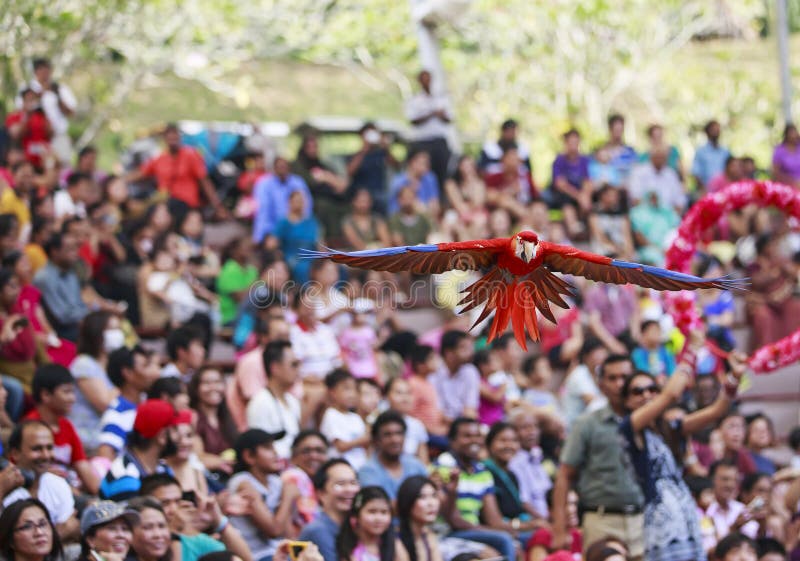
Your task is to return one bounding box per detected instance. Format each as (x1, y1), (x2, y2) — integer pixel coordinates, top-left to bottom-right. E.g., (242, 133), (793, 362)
(96, 346), (160, 460)
(433, 417), (516, 561)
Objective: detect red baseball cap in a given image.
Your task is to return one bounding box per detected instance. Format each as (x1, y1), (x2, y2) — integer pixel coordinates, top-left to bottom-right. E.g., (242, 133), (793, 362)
(133, 399), (183, 439)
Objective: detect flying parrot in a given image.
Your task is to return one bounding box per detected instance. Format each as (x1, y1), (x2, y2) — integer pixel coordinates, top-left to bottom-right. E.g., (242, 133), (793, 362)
(301, 231), (745, 349)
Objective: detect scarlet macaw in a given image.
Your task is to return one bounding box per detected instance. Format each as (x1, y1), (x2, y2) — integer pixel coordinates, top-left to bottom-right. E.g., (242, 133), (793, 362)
(302, 230), (745, 349)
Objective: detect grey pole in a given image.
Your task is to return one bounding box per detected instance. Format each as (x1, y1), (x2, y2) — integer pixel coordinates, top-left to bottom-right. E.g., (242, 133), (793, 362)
(777, 0), (793, 122)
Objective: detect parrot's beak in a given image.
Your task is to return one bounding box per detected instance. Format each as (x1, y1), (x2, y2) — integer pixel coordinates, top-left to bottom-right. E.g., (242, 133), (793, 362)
(523, 241), (536, 263)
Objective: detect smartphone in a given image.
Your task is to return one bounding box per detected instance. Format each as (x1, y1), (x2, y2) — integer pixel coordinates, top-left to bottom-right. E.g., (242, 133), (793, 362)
(747, 496), (765, 511)
(288, 541), (310, 561)
(181, 490), (197, 505)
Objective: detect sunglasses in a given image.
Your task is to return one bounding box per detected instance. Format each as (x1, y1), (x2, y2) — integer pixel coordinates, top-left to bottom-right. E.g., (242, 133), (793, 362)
(630, 384), (660, 397)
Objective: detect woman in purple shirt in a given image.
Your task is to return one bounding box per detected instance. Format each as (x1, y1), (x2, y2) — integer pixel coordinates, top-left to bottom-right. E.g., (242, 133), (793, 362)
(772, 124), (800, 186)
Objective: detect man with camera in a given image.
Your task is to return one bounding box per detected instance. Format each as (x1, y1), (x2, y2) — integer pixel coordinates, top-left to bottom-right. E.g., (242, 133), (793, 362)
(1, 419), (80, 542)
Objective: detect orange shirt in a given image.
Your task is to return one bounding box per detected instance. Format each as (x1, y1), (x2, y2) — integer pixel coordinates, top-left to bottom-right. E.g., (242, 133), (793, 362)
(408, 374), (446, 436)
(140, 146), (207, 207)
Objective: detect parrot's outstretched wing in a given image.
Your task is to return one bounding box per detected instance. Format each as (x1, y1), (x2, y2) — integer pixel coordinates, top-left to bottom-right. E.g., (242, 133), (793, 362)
(541, 242), (748, 291)
(300, 238), (509, 275)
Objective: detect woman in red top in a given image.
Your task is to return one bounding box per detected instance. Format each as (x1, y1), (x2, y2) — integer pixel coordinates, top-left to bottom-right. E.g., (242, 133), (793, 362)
(5, 89), (52, 170)
(3, 250), (76, 367)
(0, 269), (42, 393)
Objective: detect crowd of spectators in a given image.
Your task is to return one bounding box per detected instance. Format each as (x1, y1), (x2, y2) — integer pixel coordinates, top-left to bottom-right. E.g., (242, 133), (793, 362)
(1, 60), (800, 561)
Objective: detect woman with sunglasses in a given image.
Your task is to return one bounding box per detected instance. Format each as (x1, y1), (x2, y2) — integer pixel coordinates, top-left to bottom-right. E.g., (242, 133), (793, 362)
(0, 498), (63, 561)
(621, 331), (747, 561)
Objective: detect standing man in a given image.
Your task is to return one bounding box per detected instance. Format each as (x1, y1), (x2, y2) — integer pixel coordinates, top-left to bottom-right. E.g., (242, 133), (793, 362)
(357, 410), (427, 500)
(604, 114), (638, 185)
(479, 119), (532, 176)
(23, 58), (77, 166)
(246, 340), (302, 460)
(126, 123), (228, 219)
(508, 408), (551, 518)
(552, 354), (643, 560)
(346, 122), (399, 215)
(405, 70), (453, 189)
(692, 119), (731, 192)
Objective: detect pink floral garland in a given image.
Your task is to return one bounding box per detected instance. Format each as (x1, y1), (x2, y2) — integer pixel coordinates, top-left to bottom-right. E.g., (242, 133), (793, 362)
(664, 180), (800, 374)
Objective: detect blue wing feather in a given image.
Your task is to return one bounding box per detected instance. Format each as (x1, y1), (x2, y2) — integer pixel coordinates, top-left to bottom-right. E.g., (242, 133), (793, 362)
(610, 259), (748, 291)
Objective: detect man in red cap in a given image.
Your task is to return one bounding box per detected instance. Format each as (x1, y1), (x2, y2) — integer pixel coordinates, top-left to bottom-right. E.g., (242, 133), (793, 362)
(99, 399), (189, 501)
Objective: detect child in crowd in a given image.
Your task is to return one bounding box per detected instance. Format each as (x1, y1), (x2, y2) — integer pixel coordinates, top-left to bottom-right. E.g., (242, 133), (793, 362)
(521, 354), (560, 413)
(320, 369), (369, 470)
(338, 302), (379, 381)
(148, 376), (190, 411)
(687, 476), (718, 554)
(336, 486), (398, 561)
(631, 319), (676, 381)
(407, 344), (447, 442)
(475, 349), (509, 427)
(356, 378), (382, 426)
(384, 377), (429, 463)
(24, 364), (99, 494)
(228, 429), (296, 561)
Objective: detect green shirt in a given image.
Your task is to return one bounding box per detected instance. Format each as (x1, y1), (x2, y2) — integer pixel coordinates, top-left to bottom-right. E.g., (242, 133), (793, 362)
(388, 212), (432, 247)
(433, 452), (495, 525)
(216, 260), (258, 324)
(178, 533), (225, 561)
(560, 405), (644, 509)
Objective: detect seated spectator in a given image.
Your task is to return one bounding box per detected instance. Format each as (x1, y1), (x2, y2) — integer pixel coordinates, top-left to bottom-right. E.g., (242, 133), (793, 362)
(76, 500), (138, 561)
(588, 185), (634, 259)
(588, 145), (621, 188)
(226, 429), (297, 561)
(246, 340), (302, 460)
(549, 129), (592, 238)
(508, 408), (552, 518)
(475, 349), (509, 427)
(705, 460), (758, 545)
(163, 413), (209, 498)
(126, 497), (174, 561)
(0, 269), (42, 393)
(526, 490), (582, 561)
(0, 498), (63, 561)
(482, 422), (547, 546)
(252, 156), (313, 246)
(4, 421), (80, 542)
(485, 146), (535, 220)
(25, 216), (52, 276)
(629, 191), (680, 265)
(174, 209), (221, 279)
(389, 186), (433, 247)
(628, 147), (686, 212)
(441, 156), (487, 242)
(346, 122), (399, 216)
(99, 399), (183, 500)
(389, 151), (440, 217)
(740, 472), (784, 543)
(97, 346), (159, 460)
(357, 410), (427, 500)
(188, 366), (237, 472)
(216, 237), (258, 326)
(431, 330), (479, 423)
(0, 167), (32, 230)
(282, 430), (329, 535)
(714, 533), (757, 561)
(338, 302), (379, 381)
(69, 310), (122, 451)
(771, 123), (800, 187)
(561, 339), (607, 428)
(228, 309), (289, 430)
(639, 124), (683, 177)
(585, 282), (639, 354)
(746, 233), (800, 350)
(631, 320), (676, 380)
(33, 233), (88, 341)
(396, 476), (445, 561)
(431, 417), (516, 561)
(162, 325), (206, 382)
(745, 414), (777, 475)
(271, 189), (319, 285)
(356, 378), (381, 425)
(148, 377), (190, 411)
(54, 172), (91, 223)
(603, 114), (638, 183)
(708, 156), (744, 194)
(707, 413), (758, 476)
(3, 250), (76, 367)
(755, 537), (786, 561)
(23, 364), (99, 494)
(521, 355), (560, 414)
(336, 486), (404, 561)
(298, 459), (360, 561)
(407, 344), (447, 440)
(342, 188), (392, 252)
(320, 369), (369, 471)
(307, 259), (349, 328)
(384, 378), (429, 463)
(5, 88), (51, 170)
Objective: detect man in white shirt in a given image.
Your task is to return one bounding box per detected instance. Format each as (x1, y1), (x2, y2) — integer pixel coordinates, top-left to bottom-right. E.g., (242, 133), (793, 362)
(22, 58), (77, 165)
(4, 420), (80, 542)
(246, 340), (302, 459)
(628, 147), (687, 212)
(404, 69), (452, 188)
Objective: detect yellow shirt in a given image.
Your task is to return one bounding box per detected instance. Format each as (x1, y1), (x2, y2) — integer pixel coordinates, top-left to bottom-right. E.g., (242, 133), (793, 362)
(25, 244), (47, 274)
(0, 186), (30, 225)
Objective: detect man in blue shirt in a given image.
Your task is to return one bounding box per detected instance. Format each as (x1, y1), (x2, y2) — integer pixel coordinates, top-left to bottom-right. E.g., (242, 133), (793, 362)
(299, 458), (360, 561)
(252, 157), (313, 244)
(692, 119), (730, 191)
(388, 150), (440, 215)
(357, 410), (427, 500)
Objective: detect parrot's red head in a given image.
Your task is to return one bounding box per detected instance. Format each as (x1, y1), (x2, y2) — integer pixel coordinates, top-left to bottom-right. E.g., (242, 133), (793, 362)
(514, 230), (540, 264)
